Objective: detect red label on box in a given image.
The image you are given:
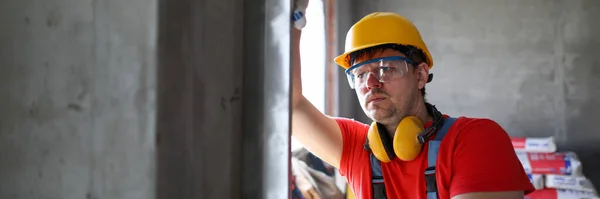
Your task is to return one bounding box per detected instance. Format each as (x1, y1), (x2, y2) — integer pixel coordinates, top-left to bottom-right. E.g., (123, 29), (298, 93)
(527, 153), (571, 175)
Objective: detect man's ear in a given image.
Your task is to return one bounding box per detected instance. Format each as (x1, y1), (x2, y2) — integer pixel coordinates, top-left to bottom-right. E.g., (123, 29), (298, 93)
(416, 62), (430, 89)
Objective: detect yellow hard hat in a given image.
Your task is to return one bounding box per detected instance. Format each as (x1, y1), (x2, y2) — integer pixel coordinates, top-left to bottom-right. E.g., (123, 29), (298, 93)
(334, 12), (434, 70)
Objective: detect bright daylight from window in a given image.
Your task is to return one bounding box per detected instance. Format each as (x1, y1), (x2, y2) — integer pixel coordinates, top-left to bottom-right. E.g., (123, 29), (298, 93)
(291, 0), (326, 151)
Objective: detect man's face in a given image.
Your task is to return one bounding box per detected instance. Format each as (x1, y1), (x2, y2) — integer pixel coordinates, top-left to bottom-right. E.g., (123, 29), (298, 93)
(352, 49), (426, 126)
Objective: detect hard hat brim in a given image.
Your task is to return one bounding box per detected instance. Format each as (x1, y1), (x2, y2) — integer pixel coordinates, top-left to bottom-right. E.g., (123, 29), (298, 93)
(334, 42), (391, 70)
(334, 42), (434, 70)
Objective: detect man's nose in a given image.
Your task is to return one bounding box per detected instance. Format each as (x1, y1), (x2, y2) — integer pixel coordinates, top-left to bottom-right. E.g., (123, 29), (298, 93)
(365, 73), (382, 89)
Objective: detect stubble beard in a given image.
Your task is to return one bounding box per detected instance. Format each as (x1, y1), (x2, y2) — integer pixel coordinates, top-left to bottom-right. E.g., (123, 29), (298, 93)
(368, 92), (416, 128)
(369, 103), (407, 127)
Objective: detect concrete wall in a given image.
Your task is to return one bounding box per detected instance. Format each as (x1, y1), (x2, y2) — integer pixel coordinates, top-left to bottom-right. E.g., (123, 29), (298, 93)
(1, 0), (292, 198)
(0, 0), (157, 198)
(337, 0), (600, 190)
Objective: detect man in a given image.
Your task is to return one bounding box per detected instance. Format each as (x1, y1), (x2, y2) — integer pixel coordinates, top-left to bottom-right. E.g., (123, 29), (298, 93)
(291, 6), (534, 199)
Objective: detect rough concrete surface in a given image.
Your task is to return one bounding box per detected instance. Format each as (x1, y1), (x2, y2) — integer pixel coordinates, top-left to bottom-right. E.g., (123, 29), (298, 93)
(156, 0), (291, 198)
(155, 0), (246, 198)
(0, 0), (157, 198)
(339, 0), (600, 190)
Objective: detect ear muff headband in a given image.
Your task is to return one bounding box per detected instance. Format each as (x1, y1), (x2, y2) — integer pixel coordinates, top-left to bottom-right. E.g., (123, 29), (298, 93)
(417, 104), (445, 144)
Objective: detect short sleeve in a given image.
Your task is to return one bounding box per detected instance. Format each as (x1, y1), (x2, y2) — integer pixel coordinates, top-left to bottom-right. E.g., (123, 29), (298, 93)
(449, 118), (535, 197)
(334, 117), (369, 177)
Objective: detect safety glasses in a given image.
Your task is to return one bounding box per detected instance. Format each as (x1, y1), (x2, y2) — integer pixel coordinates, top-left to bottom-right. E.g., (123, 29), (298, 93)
(345, 56), (413, 89)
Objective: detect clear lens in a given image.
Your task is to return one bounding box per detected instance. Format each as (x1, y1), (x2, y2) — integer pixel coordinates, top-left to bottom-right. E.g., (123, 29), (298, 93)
(346, 74), (356, 89)
(345, 56), (410, 89)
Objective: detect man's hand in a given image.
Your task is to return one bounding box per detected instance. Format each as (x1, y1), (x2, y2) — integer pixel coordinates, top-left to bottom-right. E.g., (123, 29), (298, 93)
(292, 0), (308, 30)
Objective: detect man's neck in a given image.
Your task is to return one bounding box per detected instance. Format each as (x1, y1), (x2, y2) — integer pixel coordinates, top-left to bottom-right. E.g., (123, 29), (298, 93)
(385, 102), (433, 136)
(416, 103), (433, 127)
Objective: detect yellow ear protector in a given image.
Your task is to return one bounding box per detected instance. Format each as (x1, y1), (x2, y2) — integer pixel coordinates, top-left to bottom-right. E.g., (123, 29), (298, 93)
(364, 103), (445, 162)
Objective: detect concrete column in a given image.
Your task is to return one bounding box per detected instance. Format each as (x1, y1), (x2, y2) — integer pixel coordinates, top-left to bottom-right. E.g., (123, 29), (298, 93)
(154, 0), (245, 198)
(155, 0), (291, 198)
(0, 0), (157, 198)
(241, 1), (292, 198)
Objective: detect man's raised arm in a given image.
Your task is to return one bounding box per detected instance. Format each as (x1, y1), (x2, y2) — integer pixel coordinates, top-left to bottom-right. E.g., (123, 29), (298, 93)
(290, 12), (343, 168)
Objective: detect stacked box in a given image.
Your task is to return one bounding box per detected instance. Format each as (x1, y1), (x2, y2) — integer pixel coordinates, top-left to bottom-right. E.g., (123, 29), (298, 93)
(511, 137), (599, 199)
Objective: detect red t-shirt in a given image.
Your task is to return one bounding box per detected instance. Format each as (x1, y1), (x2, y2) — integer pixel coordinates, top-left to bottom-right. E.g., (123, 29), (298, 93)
(336, 116), (535, 199)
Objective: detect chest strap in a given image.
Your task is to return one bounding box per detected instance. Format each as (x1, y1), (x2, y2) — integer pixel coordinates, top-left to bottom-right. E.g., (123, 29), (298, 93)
(370, 117), (456, 199)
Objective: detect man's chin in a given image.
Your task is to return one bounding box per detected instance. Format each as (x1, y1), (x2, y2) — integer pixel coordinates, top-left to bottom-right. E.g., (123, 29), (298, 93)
(368, 112), (392, 123)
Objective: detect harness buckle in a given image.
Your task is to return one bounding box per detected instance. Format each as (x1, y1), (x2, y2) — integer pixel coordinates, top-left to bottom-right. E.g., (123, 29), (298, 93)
(425, 166), (437, 192)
